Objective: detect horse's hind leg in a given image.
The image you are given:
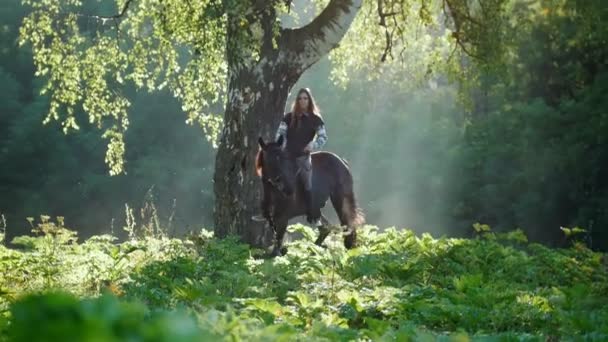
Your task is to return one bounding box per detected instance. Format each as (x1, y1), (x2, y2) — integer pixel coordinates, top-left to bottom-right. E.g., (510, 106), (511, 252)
(330, 194), (357, 249)
(314, 214), (331, 247)
(343, 226), (357, 249)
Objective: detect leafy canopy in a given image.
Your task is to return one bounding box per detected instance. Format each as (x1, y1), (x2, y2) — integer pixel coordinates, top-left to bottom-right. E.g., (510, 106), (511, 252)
(19, 0), (514, 174)
(20, 0), (229, 174)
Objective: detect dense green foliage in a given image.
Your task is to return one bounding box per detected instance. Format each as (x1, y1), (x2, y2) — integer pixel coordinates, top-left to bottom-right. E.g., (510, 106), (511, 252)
(1, 221), (606, 340)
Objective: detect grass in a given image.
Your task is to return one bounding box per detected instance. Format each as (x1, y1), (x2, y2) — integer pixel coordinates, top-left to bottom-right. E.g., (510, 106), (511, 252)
(0, 216), (606, 341)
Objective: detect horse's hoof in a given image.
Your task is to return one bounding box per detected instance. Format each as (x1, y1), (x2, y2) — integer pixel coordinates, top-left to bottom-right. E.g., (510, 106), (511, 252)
(270, 247), (285, 257)
(342, 227), (355, 236)
(251, 214), (267, 222)
(314, 242), (328, 249)
(309, 243), (327, 256)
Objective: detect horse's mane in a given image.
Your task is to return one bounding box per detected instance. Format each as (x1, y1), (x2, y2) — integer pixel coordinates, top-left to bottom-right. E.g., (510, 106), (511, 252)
(255, 149), (263, 177)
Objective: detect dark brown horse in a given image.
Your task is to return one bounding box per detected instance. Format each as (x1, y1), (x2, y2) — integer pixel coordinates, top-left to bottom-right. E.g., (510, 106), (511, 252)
(256, 136), (365, 256)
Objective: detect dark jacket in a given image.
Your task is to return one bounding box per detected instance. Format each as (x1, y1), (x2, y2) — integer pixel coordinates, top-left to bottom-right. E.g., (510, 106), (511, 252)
(275, 112), (327, 157)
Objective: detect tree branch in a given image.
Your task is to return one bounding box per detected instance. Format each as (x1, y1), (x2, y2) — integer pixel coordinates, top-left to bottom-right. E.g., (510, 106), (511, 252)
(443, 0), (483, 60)
(377, 0), (396, 62)
(280, 0), (363, 70)
(80, 0), (135, 21)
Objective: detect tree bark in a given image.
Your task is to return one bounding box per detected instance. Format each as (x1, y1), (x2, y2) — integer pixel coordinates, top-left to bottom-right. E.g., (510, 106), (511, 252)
(213, 56), (300, 246)
(213, 0), (362, 247)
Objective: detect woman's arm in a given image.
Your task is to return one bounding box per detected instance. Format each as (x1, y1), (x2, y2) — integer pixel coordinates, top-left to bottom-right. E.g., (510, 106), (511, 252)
(306, 124), (328, 151)
(275, 115), (289, 148)
(275, 121), (287, 141)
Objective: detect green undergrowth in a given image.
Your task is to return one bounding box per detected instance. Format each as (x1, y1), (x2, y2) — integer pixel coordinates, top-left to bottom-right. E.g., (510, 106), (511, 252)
(0, 217), (607, 341)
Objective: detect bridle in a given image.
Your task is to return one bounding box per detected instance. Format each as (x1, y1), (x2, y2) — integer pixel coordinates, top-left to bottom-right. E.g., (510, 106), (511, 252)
(265, 175), (283, 190)
(261, 151), (298, 196)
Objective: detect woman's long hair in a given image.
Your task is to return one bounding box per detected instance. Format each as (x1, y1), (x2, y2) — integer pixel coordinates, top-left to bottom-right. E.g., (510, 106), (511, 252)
(289, 88), (322, 128)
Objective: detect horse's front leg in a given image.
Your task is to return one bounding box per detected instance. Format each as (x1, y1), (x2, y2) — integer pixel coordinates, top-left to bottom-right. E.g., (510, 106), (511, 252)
(314, 214), (331, 248)
(270, 217), (288, 257)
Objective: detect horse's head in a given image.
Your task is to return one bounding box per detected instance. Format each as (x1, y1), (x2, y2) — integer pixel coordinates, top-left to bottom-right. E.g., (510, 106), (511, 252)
(256, 136), (296, 196)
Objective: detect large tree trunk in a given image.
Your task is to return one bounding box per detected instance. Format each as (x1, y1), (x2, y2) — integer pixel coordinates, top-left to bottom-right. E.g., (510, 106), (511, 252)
(213, 58), (302, 247)
(213, 0), (362, 247)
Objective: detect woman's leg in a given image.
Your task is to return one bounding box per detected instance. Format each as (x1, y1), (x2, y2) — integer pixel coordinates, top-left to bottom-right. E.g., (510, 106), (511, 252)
(297, 155), (320, 226)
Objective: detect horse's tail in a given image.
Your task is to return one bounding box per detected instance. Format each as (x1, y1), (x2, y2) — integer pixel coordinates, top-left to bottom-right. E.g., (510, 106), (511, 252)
(328, 152), (365, 227)
(343, 191), (365, 227)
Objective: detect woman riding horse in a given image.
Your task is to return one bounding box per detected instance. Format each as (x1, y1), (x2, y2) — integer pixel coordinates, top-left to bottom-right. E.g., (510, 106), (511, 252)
(253, 87), (327, 227)
(254, 88), (365, 256)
